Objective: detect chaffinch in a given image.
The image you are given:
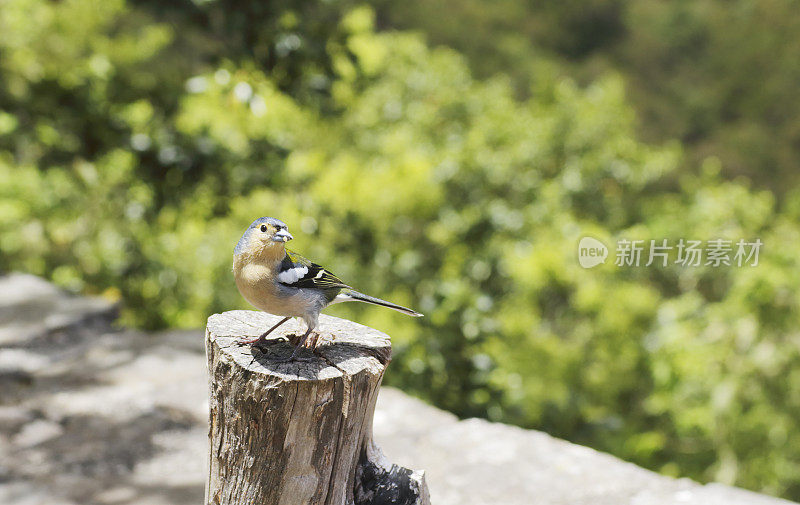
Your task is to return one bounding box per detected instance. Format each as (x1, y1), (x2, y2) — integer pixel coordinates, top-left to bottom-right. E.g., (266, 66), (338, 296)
(233, 217), (422, 361)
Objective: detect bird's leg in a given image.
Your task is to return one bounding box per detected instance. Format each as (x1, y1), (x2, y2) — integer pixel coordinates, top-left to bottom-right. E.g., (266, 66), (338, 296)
(288, 327), (314, 361)
(241, 317), (290, 346)
(269, 326), (315, 363)
(303, 332), (320, 349)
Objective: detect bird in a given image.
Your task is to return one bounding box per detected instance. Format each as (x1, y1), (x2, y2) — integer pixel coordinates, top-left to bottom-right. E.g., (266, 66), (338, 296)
(232, 217), (423, 361)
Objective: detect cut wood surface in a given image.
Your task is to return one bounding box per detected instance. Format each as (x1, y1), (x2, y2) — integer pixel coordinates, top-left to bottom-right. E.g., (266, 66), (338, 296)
(205, 310), (430, 505)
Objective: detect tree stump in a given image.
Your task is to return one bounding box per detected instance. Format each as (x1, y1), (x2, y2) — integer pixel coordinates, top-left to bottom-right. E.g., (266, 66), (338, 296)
(205, 310), (430, 505)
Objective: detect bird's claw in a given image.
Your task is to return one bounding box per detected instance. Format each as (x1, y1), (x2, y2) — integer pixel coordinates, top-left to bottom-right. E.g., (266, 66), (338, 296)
(244, 329), (325, 363)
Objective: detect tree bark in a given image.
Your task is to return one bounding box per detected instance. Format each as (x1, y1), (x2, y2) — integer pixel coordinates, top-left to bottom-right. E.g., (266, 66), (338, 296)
(205, 310), (430, 505)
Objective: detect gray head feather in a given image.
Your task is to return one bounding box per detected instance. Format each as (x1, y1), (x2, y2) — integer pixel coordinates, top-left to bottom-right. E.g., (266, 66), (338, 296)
(234, 217), (288, 256)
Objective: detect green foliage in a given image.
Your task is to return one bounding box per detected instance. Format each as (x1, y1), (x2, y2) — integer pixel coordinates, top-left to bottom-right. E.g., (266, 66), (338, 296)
(2, 0), (800, 500)
(371, 0), (800, 195)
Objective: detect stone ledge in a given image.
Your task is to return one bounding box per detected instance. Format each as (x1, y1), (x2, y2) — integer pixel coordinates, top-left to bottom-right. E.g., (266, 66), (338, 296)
(0, 274), (794, 505)
(0, 273), (117, 347)
(374, 389), (793, 505)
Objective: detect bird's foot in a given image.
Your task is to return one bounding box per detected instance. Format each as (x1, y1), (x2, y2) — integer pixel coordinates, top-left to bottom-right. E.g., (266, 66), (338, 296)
(266, 332), (324, 362)
(238, 335), (261, 346)
(237, 317), (292, 347)
(238, 333), (295, 348)
(303, 331), (322, 349)
(247, 329), (325, 363)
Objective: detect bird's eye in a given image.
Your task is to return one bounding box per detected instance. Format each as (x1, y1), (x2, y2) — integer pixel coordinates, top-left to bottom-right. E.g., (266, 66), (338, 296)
(260, 224), (268, 233)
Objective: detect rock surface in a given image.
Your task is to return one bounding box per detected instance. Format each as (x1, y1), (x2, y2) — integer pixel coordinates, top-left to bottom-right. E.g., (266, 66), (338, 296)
(0, 273), (795, 505)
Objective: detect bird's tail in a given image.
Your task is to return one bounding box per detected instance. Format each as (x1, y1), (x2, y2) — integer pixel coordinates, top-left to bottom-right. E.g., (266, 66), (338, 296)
(334, 289), (423, 317)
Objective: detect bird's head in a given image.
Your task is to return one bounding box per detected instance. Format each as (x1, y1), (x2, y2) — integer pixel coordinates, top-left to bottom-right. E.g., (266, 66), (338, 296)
(234, 217), (293, 260)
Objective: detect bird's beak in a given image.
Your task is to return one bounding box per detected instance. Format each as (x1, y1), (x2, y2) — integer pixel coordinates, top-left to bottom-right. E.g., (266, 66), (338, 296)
(272, 229), (293, 242)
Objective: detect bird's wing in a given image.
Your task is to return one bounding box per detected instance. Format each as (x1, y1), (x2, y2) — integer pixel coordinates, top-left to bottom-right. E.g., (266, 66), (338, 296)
(277, 250), (351, 290)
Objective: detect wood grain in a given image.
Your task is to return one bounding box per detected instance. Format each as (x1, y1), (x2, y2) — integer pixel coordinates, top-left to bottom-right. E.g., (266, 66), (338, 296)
(205, 310), (429, 505)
